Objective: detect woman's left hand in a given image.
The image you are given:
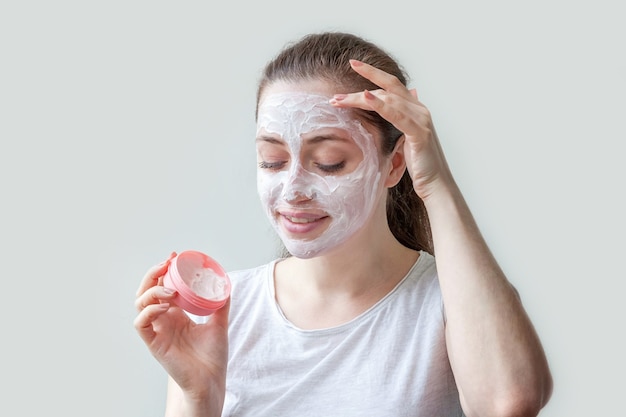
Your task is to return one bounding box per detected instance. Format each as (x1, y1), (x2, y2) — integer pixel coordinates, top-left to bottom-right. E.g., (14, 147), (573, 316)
(330, 59), (453, 201)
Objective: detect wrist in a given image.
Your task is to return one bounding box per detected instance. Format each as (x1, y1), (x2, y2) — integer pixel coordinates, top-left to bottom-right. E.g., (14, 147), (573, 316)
(180, 379), (226, 417)
(418, 176), (461, 210)
(181, 395), (224, 417)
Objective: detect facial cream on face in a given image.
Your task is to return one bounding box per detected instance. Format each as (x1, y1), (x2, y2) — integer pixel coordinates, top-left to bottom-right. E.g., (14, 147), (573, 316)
(256, 92), (382, 258)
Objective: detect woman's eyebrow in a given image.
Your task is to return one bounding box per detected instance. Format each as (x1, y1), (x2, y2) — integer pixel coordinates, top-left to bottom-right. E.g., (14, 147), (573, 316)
(255, 135), (285, 145)
(304, 133), (350, 144)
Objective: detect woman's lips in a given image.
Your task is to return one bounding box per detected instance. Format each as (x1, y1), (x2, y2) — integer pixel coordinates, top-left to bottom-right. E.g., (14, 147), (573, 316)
(277, 210), (329, 235)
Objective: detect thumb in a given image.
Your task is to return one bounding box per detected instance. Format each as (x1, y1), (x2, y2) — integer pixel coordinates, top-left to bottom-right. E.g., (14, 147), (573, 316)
(211, 296), (231, 330)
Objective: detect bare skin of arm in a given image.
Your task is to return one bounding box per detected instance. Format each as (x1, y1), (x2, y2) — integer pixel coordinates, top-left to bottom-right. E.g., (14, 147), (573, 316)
(331, 60), (553, 417)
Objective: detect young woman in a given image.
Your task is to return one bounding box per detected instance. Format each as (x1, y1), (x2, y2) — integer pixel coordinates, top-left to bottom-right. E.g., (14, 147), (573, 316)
(135, 31), (553, 417)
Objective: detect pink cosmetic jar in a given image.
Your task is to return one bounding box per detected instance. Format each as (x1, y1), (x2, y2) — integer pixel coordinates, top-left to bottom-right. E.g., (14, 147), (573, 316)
(162, 250), (231, 316)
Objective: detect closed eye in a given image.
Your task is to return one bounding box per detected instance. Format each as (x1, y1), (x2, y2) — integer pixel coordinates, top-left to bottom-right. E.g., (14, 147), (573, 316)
(316, 161), (346, 173)
(258, 161), (287, 170)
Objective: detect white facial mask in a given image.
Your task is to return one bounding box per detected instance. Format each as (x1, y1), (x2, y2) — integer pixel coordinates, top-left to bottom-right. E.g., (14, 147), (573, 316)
(256, 92), (382, 258)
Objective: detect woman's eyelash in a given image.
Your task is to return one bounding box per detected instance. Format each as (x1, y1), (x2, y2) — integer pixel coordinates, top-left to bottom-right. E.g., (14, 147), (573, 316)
(258, 161), (286, 170)
(258, 161), (346, 173)
(316, 162), (345, 173)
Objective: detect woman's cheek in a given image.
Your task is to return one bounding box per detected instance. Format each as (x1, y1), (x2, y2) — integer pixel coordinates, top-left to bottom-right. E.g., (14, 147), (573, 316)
(257, 170), (285, 208)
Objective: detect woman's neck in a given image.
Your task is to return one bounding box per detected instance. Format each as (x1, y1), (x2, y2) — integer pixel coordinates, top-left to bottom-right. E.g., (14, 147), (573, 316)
(273, 224), (419, 329)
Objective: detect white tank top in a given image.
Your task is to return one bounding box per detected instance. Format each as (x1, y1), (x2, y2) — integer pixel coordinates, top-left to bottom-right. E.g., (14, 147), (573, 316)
(218, 251), (464, 417)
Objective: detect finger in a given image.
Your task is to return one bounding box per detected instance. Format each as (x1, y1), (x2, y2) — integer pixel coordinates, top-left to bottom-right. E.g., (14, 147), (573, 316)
(330, 88), (434, 146)
(135, 286), (177, 312)
(135, 252), (177, 297)
(349, 59), (414, 101)
(409, 88), (418, 100)
(133, 302), (171, 345)
(362, 89), (432, 137)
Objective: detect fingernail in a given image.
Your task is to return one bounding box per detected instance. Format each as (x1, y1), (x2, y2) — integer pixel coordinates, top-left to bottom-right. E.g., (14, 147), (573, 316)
(332, 94), (346, 101)
(349, 59), (363, 67)
(163, 287), (176, 295)
(160, 252), (176, 266)
(364, 90), (375, 100)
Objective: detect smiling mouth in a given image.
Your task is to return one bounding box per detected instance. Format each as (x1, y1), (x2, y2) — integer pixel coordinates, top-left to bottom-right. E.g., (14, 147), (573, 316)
(276, 211), (331, 237)
(280, 211), (330, 222)
(284, 216), (322, 224)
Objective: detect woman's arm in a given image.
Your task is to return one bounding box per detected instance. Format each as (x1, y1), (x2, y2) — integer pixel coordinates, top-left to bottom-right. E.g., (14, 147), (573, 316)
(424, 176), (552, 417)
(331, 59), (553, 417)
(165, 375), (225, 417)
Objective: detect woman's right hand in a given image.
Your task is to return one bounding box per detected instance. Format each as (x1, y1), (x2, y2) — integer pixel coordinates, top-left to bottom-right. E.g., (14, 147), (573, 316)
(133, 252), (230, 408)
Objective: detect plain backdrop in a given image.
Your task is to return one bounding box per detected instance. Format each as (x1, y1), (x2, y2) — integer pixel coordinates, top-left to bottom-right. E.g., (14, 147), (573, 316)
(1, 1), (624, 416)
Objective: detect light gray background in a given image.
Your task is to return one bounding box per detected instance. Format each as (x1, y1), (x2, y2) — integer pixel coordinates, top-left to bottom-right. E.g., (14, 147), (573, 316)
(1, 1), (624, 416)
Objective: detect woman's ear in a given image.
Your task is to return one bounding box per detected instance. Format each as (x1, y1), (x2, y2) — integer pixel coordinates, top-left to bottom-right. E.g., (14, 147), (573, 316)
(384, 136), (407, 188)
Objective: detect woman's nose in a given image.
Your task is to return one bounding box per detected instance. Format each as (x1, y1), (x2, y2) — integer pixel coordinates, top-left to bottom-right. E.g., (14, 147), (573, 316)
(284, 190), (313, 204)
(281, 166), (317, 202)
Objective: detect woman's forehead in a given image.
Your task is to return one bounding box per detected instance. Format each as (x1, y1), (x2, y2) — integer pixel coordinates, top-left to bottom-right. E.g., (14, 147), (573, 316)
(258, 79), (336, 103)
(256, 86), (381, 153)
(258, 92), (339, 113)
(257, 92), (355, 134)
(256, 127), (355, 147)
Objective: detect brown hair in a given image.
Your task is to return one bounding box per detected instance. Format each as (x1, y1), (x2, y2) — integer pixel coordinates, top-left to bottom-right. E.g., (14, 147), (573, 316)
(257, 31), (433, 255)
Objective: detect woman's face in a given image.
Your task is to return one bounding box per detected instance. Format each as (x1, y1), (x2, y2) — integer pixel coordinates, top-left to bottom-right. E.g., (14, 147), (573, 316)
(256, 83), (384, 259)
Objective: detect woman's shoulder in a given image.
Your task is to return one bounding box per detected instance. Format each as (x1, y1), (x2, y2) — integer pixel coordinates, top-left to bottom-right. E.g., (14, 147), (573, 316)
(227, 259), (279, 283)
(392, 250), (442, 310)
(225, 259), (283, 328)
(405, 250), (438, 286)
(225, 258), (282, 303)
